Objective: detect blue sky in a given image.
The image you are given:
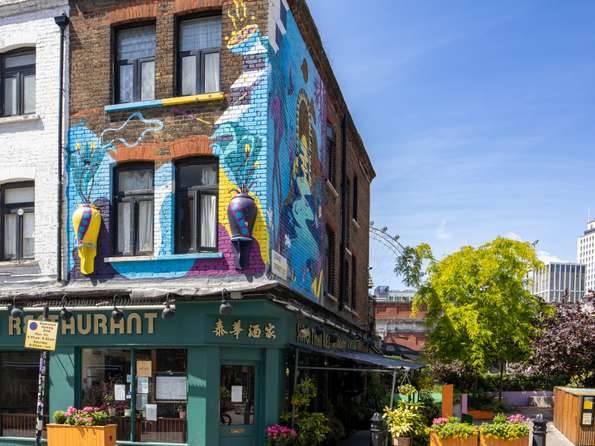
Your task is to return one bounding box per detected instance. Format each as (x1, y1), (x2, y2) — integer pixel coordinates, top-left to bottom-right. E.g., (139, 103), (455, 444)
(307, 0), (595, 289)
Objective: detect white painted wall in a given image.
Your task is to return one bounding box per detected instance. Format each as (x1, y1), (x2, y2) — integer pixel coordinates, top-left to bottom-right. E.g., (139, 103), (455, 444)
(0, 1), (68, 281)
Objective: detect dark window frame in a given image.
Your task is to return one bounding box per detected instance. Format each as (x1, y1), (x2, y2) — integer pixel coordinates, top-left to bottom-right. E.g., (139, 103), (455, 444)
(113, 163), (154, 257)
(1, 49), (35, 116)
(176, 15), (222, 96)
(350, 255), (357, 310)
(324, 226), (336, 297)
(174, 157), (219, 253)
(114, 22), (156, 104)
(326, 122), (336, 186)
(352, 176), (358, 221)
(0, 181), (34, 261)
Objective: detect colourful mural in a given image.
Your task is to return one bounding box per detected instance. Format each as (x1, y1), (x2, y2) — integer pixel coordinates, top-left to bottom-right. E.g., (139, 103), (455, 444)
(66, 1), (270, 281)
(268, 1), (327, 301)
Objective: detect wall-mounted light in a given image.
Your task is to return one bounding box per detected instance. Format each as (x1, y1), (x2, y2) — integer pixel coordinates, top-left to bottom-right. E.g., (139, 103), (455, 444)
(111, 297), (124, 322)
(219, 289), (233, 316)
(161, 299), (176, 320)
(9, 299), (24, 318)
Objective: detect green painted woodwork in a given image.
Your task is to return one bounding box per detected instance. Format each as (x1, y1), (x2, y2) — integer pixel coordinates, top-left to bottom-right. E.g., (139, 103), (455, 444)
(0, 300), (296, 446)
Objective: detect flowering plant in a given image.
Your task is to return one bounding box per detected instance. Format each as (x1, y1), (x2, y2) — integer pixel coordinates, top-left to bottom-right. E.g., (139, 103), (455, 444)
(431, 416), (477, 439)
(53, 406), (109, 426)
(480, 413), (530, 439)
(266, 424), (297, 445)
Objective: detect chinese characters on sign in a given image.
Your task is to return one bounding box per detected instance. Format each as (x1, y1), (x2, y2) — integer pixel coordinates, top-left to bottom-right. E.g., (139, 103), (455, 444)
(213, 319), (277, 340)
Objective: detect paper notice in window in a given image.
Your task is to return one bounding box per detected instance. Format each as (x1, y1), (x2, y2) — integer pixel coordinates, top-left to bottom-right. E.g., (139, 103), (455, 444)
(145, 404), (157, 421)
(156, 376), (187, 401)
(138, 377), (149, 394)
(115, 384), (126, 401)
(231, 385), (243, 403)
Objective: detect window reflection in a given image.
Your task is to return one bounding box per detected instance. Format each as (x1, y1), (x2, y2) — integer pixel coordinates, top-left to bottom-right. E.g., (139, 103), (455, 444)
(220, 365), (255, 426)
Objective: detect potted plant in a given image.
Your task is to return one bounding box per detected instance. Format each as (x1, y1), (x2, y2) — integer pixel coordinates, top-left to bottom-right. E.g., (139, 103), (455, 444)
(479, 414), (530, 446)
(103, 395), (116, 417)
(177, 404), (186, 420)
(266, 424), (298, 446)
(430, 417), (478, 446)
(383, 400), (427, 446)
(48, 406), (116, 446)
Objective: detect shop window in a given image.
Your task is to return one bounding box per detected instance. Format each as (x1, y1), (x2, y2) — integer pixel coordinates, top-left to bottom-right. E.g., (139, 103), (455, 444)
(81, 349), (187, 444)
(220, 365), (255, 426)
(2, 49), (35, 116)
(175, 158), (218, 253)
(0, 351), (45, 438)
(178, 16), (221, 95)
(115, 24), (156, 103)
(1, 182), (34, 260)
(114, 164), (154, 256)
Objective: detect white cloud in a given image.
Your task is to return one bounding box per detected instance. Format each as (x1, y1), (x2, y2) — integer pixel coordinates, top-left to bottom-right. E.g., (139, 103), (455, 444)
(537, 250), (568, 264)
(436, 219), (452, 240)
(502, 231), (523, 241)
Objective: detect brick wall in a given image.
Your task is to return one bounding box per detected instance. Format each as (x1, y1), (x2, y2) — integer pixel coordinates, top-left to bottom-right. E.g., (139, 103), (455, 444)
(0, 1), (68, 283)
(66, 0), (271, 281)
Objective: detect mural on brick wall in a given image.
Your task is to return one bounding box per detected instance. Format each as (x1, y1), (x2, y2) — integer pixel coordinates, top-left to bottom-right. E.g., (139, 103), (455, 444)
(66, 1), (269, 280)
(268, 1), (327, 301)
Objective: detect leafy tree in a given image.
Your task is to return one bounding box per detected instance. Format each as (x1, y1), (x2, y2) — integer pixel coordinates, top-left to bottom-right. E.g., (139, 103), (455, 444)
(530, 302), (595, 386)
(398, 237), (548, 399)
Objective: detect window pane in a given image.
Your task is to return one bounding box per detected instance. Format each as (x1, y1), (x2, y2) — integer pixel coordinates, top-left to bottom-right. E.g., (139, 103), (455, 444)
(119, 64), (134, 103)
(181, 56), (197, 96)
(4, 76), (17, 115)
(179, 17), (221, 52)
(177, 163), (217, 189)
(176, 193), (193, 253)
(5, 186), (34, 204)
(117, 201), (132, 254)
(3, 214), (17, 258)
(200, 194), (216, 249)
(118, 169), (153, 193)
(22, 212), (34, 258)
(220, 365), (255, 426)
(204, 52), (220, 93)
(117, 26), (156, 61)
(141, 61), (155, 101)
(23, 74), (35, 114)
(81, 349), (131, 442)
(138, 200), (153, 253)
(5, 52), (35, 68)
(135, 350), (187, 444)
(0, 351), (42, 438)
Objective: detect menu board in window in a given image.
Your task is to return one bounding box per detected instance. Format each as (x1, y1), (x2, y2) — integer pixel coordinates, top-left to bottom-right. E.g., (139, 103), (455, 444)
(156, 376), (187, 401)
(582, 396), (594, 426)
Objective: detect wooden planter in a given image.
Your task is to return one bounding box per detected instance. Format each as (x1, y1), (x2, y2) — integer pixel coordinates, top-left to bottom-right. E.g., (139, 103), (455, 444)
(47, 424), (117, 446)
(479, 434), (529, 446)
(431, 431), (478, 446)
(467, 410), (494, 420)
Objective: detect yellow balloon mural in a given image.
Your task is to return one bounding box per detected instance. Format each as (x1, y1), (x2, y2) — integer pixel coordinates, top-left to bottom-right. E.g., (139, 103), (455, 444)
(72, 204), (102, 275)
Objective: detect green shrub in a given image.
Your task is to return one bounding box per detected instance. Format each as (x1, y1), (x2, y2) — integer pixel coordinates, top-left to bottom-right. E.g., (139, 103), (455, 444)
(53, 410), (66, 424)
(431, 417), (477, 439)
(479, 413), (530, 439)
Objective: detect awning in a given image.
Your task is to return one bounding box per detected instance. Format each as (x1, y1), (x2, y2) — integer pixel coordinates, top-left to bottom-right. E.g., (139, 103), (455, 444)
(289, 342), (425, 371)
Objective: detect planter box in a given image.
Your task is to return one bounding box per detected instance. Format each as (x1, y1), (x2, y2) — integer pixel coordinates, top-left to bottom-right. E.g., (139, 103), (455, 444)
(431, 431), (478, 446)
(480, 434), (529, 446)
(47, 424), (117, 446)
(467, 410), (494, 420)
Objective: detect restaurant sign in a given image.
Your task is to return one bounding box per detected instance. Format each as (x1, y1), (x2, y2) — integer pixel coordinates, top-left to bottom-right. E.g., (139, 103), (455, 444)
(8, 313), (159, 336)
(296, 322), (360, 351)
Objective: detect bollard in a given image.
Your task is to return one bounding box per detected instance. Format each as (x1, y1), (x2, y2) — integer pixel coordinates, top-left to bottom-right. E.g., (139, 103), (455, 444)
(370, 412), (388, 446)
(533, 413), (547, 446)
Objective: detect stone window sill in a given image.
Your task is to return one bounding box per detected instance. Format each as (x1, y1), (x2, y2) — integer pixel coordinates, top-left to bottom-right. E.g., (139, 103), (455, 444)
(0, 114), (40, 125)
(104, 92), (226, 113)
(104, 252), (224, 263)
(351, 218), (360, 230)
(325, 180), (339, 198)
(0, 260), (38, 267)
(344, 305), (359, 316)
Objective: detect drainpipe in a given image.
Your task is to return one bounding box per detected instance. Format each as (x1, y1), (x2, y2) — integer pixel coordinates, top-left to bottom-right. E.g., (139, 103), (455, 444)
(54, 13), (69, 283)
(338, 114), (349, 310)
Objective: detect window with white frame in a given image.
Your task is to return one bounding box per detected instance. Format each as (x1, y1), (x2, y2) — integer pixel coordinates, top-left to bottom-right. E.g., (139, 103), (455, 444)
(1, 182), (34, 260)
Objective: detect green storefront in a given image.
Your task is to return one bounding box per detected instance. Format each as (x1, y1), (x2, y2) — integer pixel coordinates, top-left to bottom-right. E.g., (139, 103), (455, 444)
(0, 299), (298, 446)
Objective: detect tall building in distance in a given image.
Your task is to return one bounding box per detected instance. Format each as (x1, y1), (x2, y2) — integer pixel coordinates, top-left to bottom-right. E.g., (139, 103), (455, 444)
(373, 287), (428, 352)
(531, 262), (585, 303)
(578, 220), (595, 292)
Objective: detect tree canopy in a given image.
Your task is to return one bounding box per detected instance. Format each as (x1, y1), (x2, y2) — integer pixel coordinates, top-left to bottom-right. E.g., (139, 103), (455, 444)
(404, 237), (547, 373)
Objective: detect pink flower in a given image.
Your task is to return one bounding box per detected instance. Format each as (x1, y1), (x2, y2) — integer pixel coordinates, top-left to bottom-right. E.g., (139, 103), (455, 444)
(507, 414), (528, 424)
(82, 406), (94, 413)
(433, 417), (449, 425)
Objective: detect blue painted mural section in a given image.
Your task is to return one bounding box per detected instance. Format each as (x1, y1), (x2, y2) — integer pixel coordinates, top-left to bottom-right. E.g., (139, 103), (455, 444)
(268, 4), (327, 301)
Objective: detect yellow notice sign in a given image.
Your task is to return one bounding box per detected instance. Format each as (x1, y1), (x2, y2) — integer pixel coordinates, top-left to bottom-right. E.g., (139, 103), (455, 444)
(585, 400), (593, 410)
(24, 320), (58, 351)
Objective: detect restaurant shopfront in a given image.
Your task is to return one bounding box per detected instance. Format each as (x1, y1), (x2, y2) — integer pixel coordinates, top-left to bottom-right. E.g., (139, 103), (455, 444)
(0, 299), (296, 446)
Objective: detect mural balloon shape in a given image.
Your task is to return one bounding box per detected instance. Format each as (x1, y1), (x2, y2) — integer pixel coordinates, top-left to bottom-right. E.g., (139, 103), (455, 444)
(228, 192), (257, 269)
(72, 204), (102, 275)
